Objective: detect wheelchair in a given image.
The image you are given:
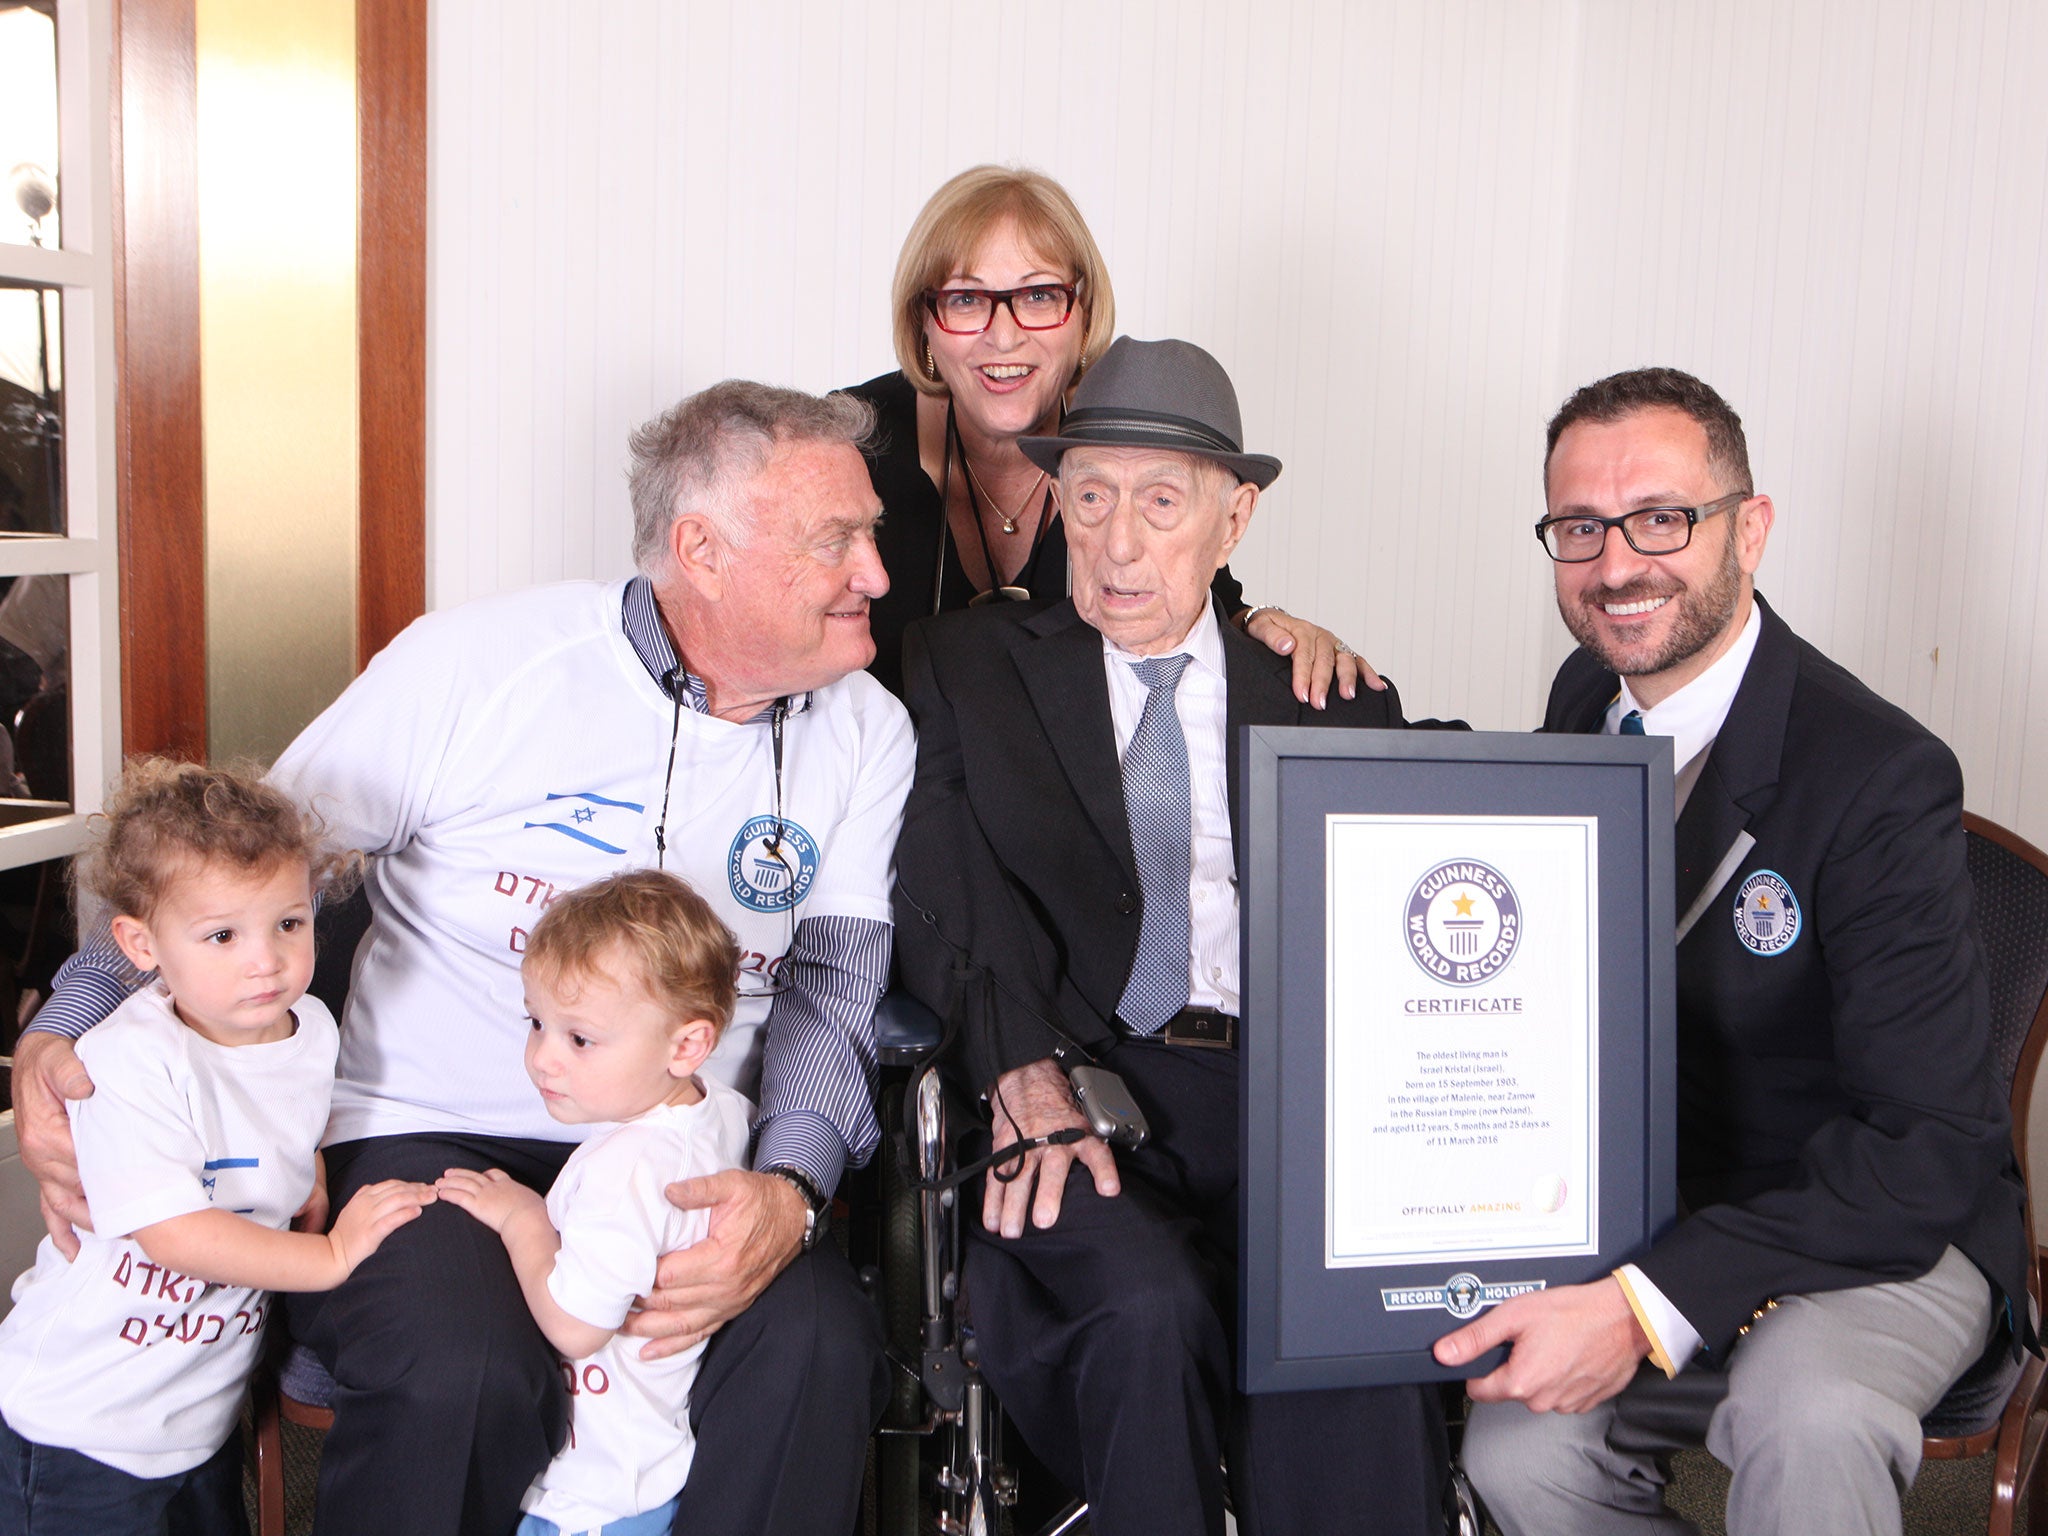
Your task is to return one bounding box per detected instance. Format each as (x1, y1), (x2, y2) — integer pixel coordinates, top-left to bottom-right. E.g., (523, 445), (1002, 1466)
(867, 990), (1063, 1536)
(862, 992), (1483, 1536)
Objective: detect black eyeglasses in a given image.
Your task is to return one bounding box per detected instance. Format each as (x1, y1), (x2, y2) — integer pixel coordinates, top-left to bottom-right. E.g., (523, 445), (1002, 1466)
(923, 283), (1079, 334)
(1535, 491), (1747, 563)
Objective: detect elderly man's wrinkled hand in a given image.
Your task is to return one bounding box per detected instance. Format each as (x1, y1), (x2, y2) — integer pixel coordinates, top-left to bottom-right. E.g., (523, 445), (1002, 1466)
(12, 1031), (95, 1259)
(621, 1168), (806, 1359)
(1243, 607), (1387, 707)
(982, 1057), (1119, 1239)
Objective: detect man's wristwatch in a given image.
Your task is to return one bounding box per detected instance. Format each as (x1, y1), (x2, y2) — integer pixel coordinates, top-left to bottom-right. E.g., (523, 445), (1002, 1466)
(761, 1165), (830, 1252)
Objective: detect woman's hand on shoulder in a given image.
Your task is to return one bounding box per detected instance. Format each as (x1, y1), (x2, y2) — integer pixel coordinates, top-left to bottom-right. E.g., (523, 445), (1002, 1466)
(1242, 607), (1385, 708)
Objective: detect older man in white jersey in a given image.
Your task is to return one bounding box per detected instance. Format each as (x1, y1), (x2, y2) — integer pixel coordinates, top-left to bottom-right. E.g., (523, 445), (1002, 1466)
(13, 380), (911, 1536)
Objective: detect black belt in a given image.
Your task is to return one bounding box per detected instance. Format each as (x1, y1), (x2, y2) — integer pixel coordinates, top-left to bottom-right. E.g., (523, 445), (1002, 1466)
(1155, 1007), (1237, 1049)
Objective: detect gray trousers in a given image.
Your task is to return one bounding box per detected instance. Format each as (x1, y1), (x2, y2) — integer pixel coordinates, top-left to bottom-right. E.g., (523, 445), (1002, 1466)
(1460, 1246), (1995, 1536)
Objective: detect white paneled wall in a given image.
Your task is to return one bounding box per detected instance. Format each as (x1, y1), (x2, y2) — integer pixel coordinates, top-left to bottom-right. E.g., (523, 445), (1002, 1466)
(428, 0), (2048, 844)
(1556, 0), (2048, 843)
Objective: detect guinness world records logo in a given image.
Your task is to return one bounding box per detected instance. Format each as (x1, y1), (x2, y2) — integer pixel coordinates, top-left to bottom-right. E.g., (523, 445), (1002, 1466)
(1380, 1271), (1547, 1317)
(1732, 868), (1800, 955)
(1405, 859), (1522, 986)
(727, 815), (819, 913)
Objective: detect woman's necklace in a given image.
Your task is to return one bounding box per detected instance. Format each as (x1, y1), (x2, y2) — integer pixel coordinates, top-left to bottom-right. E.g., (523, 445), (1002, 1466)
(945, 402), (1055, 605)
(960, 451), (1046, 536)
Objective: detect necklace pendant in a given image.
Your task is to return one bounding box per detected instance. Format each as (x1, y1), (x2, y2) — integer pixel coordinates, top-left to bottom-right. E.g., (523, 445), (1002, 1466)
(1001, 517), (1019, 535)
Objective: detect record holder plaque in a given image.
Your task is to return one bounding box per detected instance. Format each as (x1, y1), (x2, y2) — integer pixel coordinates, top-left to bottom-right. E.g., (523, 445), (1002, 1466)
(1238, 728), (1677, 1391)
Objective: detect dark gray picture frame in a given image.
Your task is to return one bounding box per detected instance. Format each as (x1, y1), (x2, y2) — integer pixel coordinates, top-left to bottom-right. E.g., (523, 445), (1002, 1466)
(1238, 727), (1678, 1391)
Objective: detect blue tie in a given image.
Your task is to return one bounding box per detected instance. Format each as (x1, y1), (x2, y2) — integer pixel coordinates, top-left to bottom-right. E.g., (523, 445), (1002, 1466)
(1619, 709), (1646, 735)
(1117, 654), (1194, 1034)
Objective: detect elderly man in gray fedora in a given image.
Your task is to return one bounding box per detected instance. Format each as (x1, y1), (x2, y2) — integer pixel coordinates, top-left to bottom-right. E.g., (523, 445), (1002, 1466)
(893, 337), (1450, 1535)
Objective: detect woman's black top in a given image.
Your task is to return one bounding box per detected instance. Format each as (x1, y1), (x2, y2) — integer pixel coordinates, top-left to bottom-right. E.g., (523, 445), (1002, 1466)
(845, 370), (1247, 697)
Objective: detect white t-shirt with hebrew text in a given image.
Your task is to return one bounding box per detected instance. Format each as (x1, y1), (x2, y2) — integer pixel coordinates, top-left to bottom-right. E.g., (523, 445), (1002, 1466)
(0, 984), (337, 1476)
(268, 579), (912, 1146)
(521, 1076), (754, 1529)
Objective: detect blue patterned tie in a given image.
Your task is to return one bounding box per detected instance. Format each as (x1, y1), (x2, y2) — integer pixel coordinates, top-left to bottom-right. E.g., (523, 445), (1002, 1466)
(1619, 709), (1646, 735)
(1117, 654), (1194, 1034)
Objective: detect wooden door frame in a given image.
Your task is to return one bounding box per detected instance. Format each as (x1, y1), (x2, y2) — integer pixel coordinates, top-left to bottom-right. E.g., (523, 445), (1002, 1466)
(112, 0), (205, 760)
(355, 0), (426, 670)
(113, 0), (427, 756)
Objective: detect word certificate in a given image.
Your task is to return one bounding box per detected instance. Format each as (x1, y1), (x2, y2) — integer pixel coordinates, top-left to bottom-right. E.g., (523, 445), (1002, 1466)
(1324, 814), (1600, 1269)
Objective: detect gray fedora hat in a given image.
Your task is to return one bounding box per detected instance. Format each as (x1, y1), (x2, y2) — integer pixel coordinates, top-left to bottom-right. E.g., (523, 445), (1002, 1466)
(1020, 336), (1283, 490)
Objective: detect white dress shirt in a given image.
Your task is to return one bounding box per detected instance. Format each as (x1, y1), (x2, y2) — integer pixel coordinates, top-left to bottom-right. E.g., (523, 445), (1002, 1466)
(1608, 599), (1762, 1374)
(1603, 601), (1763, 780)
(1101, 602), (1238, 1014)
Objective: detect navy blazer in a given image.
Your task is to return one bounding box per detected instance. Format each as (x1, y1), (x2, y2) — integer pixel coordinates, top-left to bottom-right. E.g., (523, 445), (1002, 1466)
(893, 596), (1410, 1099)
(1545, 593), (2029, 1355)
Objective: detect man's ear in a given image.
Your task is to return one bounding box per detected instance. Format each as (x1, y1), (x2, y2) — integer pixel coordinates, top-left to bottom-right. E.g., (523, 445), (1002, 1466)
(1216, 480), (1259, 566)
(1734, 494), (1775, 578)
(668, 515), (725, 602)
(668, 1018), (719, 1079)
(110, 914), (159, 975)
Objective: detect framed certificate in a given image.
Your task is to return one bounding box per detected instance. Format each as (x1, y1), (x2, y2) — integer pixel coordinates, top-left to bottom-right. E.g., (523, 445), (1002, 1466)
(1238, 727), (1676, 1391)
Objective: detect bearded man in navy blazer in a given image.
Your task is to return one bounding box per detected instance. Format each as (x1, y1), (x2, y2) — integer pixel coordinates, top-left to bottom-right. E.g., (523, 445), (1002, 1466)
(1444, 368), (2031, 1536)
(894, 338), (1447, 1535)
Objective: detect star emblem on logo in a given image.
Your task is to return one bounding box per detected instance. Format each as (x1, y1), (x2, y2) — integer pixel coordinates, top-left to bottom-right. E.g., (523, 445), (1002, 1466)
(1451, 890), (1476, 917)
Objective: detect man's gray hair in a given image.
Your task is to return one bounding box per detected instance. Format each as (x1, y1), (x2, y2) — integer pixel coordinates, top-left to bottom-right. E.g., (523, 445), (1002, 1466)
(627, 380), (876, 574)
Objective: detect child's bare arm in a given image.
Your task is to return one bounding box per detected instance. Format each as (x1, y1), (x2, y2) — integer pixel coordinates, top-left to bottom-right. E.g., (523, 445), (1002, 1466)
(436, 1167), (612, 1359)
(291, 1149), (331, 1234)
(133, 1179), (435, 1292)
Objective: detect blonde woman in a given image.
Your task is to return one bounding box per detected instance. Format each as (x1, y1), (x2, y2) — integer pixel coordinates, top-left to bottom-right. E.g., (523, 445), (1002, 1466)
(846, 165), (1375, 705)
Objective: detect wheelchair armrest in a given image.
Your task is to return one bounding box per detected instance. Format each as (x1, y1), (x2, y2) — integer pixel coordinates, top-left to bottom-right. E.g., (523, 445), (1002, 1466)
(876, 989), (945, 1068)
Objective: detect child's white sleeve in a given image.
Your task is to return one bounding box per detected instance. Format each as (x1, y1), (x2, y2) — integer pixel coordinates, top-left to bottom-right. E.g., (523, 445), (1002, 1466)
(71, 1036), (214, 1240)
(545, 1139), (706, 1333)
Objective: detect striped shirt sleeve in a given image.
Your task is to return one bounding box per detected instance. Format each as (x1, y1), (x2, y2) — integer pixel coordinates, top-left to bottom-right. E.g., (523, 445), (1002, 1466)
(751, 912), (890, 1198)
(24, 915), (145, 1041)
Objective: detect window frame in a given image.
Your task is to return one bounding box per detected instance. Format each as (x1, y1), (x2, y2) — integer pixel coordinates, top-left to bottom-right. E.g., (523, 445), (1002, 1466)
(0, 0), (123, 871)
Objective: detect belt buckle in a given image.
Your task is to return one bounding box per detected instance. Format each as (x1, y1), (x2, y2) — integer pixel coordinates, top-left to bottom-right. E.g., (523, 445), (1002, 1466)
(1160, 1008), (1236, 1049)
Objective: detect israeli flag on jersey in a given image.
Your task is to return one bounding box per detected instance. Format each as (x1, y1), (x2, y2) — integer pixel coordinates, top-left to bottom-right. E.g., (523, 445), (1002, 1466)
(523, 790), (647, 856)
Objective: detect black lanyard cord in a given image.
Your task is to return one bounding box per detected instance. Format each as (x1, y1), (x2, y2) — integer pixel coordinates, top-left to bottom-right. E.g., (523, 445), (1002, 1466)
(653, 673), (685, 870)
(911, 1127), (1087, 1193)
(654, 677), (790, 877)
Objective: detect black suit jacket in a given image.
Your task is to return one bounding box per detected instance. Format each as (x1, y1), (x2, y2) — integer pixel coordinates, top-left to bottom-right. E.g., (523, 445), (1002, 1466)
(1545, 594), (2029, 1354)
(895, 596), (1410, 1098)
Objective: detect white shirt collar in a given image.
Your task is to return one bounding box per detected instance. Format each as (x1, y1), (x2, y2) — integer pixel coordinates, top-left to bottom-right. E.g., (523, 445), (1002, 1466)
(1098, 599), (1227, 682)
(1605, 599), (1763, 768)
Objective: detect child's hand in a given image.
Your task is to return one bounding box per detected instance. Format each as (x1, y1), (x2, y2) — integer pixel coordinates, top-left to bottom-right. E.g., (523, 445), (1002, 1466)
(292, 1149), (331, 1234)
(325, 1179), (436, 1278)
(436, 1167), (547, 1238)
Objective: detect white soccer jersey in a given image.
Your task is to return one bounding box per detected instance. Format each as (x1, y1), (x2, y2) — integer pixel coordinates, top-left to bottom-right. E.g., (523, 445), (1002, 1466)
(267, 579), (914, 1145)
(0, 986), (337, 1476)
(521, 1076), (754, 1529)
